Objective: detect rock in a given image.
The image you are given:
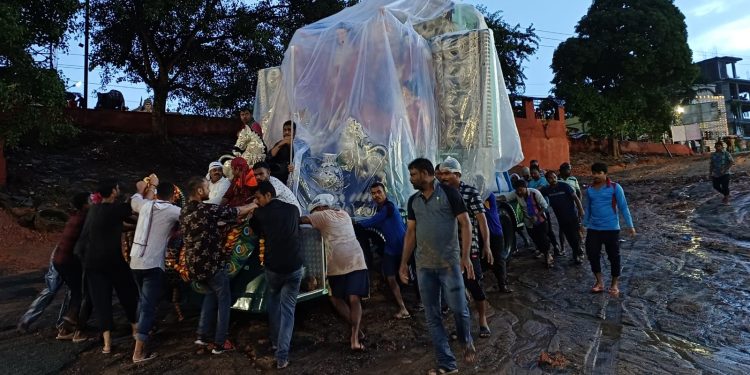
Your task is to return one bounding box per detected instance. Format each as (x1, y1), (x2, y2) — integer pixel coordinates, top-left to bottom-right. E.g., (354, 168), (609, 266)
(34, 208), (68, 232)
(10, 207), (36, 228)
(0, 192), (13, 210)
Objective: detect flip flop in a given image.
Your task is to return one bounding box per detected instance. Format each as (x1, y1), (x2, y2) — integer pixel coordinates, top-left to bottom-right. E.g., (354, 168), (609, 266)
(427, 368), (459, 375)
(393, 311), (411, 320)
(133, 353), (157, 364)
(590, 285), (605, 293)
(479, 326), (491, 338)
(609, 287), (620, 297)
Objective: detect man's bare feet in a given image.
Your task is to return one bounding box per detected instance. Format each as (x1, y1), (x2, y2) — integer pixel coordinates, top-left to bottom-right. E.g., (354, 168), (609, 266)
(463, 343), (477, 364)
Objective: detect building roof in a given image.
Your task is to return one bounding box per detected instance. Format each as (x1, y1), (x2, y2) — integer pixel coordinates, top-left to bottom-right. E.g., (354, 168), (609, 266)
(696, 56), (743, 64)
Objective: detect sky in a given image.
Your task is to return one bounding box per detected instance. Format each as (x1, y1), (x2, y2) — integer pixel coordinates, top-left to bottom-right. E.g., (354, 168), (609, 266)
(54, 0), (750, 109)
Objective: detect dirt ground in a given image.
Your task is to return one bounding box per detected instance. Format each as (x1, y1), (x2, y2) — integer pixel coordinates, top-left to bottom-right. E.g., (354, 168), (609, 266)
(1, 139), (750, 374)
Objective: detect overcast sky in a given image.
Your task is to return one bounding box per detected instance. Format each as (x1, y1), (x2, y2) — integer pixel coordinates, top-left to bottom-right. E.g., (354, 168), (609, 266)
(55, 0), (750, 109)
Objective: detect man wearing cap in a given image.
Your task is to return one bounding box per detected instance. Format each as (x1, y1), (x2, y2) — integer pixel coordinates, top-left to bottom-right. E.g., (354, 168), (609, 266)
(399, 158), (476, 373)
(438, 157), (494, 338)
(300, 194), (368, 352)
(221, 157), (258, 207)
(205, 161), (231, 205)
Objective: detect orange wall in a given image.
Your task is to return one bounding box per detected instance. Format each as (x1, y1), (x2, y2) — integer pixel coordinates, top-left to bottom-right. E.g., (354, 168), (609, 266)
(514, 100), (570, 170)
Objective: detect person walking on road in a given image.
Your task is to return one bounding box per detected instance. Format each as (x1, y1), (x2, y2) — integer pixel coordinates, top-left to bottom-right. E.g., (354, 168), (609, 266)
(541, 171), (585, 264)
(709, 141), (734, 204)
(438, 157), (494, 338)
(583, 162), (636, 298)
(399, 158), (477, 374)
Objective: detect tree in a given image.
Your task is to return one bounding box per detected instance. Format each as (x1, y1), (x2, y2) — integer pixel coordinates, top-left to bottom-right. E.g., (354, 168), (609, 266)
(477, 6), (539, 96)
(0, 0), (80, 185)
(90, 0), (352, 142)
(551, 0), (697, 156)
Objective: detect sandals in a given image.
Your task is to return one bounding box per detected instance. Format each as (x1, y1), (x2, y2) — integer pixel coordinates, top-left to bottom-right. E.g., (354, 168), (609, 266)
(393, 311), (411, 320)
(427, 368), (458, 375)
(351, 343), (366, 352)
(479, 326), (491, 338)
(608, 287), (620, 297)
(133, 353), (157, 364)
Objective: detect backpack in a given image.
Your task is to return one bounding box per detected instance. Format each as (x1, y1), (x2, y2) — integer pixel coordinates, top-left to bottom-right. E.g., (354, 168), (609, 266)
(586, 179), (619, 214)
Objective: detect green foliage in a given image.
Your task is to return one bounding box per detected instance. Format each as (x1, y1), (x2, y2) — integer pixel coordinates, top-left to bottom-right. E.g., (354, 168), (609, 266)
(551, 0), (697, 140)
(476, 5), (539, 96)
(89, 0), (352, 134)
(0, 0), (79, 147)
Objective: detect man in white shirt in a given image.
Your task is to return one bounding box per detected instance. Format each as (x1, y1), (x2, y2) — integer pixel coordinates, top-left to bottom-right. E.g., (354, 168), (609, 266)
(129, 179), (181, 363)
(252, 161), (302, 213)
(205, 161), (230, 205)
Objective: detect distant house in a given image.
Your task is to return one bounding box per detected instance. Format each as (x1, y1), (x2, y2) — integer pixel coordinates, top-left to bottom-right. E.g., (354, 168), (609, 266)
(695, 57), (750, 138)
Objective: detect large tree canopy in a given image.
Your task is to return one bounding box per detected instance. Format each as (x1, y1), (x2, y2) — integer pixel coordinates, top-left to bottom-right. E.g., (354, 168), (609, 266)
(90, 0), (354, 142)
(477, 6), (538, 96)
(551, 0), (696, 143)
(0, 0), (79, 148)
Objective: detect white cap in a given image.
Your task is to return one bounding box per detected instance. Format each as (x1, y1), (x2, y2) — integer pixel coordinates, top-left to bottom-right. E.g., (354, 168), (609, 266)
(308, 193), (337, 212)
(440, 156), (462, 174)
(208, 161), (223, 173)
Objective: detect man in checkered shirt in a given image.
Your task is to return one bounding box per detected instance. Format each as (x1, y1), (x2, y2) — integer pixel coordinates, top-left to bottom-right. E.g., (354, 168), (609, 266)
(438, 157), (494, 338)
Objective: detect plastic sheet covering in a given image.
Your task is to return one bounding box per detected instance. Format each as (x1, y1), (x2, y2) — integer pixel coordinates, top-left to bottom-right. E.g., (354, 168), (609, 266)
(254, 0), (523, 214)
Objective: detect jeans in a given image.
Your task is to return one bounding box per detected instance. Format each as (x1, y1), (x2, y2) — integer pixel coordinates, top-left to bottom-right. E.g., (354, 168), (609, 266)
(19, 260), (70, 328)
(197, 266), (231, 344)
(133, 268), (165, 342)
(417, 264), (473, 371)
(489, 233), (509, 287)
(265, 267), (303, 363)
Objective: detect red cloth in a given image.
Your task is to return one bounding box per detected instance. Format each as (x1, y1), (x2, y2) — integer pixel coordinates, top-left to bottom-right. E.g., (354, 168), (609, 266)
(53, 209), (88, 266)
(250, 122), (263, 138)
(223, 157), (258, 207)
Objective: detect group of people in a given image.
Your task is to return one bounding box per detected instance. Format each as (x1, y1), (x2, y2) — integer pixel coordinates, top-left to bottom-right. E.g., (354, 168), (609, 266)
(17, 121), (645, 374)
(510, 159), (636, 297)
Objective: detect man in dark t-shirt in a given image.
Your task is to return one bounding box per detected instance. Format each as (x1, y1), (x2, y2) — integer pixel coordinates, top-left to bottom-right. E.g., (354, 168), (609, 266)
(398, 158), (477, 374)
(541, 171), (585, 264)
(250, 180), (303, 370)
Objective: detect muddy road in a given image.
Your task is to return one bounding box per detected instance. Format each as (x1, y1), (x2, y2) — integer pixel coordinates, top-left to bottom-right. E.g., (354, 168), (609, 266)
(1, 155), (749, 374)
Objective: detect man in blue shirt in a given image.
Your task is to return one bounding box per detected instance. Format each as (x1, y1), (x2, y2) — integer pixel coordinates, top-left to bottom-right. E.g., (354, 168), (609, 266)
(357, 182), (410, 320)
(541, 171), (585, 264)
(583, 162), (635, 298)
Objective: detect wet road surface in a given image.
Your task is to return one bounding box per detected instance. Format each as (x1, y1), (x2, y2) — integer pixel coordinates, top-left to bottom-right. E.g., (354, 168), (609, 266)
(1, 171), (749, 374)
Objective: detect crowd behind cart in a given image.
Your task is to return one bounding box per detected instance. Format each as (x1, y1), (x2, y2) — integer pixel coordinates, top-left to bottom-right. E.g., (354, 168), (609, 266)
(17, 111), (736, 374)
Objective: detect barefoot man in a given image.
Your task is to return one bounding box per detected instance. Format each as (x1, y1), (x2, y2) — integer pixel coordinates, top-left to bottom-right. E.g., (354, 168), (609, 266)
(399, 158), (476, 375)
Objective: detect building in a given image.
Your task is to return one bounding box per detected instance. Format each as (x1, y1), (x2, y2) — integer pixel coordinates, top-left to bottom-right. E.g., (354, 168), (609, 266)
(695, 57), (750, 137)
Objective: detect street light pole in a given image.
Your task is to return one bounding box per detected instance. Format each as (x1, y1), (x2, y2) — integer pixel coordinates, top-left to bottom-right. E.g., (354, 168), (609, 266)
(84, 0), (90, 108)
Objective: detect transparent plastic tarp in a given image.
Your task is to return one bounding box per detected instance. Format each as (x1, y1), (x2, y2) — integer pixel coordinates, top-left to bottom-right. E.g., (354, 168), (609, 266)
(254, 0), (523, 213)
